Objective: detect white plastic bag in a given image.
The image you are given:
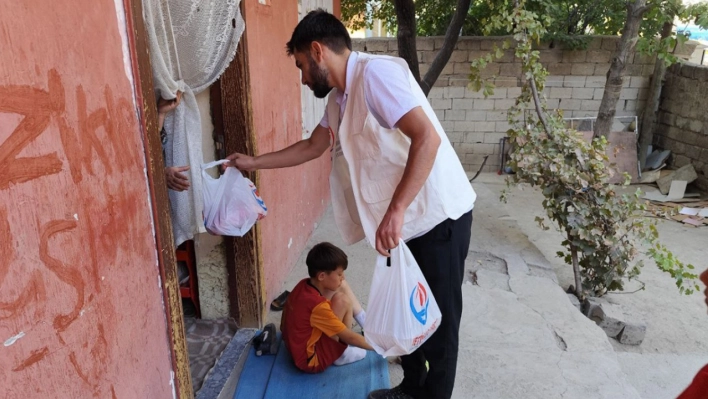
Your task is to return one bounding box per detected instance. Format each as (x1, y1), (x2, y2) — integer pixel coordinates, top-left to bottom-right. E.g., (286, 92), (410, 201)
(201, 160), (267, 236)
(364, 240), (442, 357)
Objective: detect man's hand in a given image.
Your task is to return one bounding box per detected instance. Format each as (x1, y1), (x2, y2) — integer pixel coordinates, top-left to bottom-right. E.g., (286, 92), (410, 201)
(225, 152), (257, 171)
(158, 91), (183, 115)
(165, 165), (190, 191)
(375, 206), (405, 257)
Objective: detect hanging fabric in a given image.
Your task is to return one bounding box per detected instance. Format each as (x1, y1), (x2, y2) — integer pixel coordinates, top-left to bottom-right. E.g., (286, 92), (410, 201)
(143, 0), (246, 246)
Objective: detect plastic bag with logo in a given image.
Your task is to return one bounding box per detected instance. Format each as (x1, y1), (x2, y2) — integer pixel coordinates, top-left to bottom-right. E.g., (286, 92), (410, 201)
(364, 240), (442, 357)
(200, 159), (268, 237)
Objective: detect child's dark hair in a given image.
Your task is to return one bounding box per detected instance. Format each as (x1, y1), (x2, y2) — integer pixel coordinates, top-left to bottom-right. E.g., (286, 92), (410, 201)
(286, 9), (352, 56)
(306, 242), (348, 278)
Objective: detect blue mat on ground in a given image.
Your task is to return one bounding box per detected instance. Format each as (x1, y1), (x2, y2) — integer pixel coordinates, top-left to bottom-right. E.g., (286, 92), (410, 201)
(235, 333), (389, 399)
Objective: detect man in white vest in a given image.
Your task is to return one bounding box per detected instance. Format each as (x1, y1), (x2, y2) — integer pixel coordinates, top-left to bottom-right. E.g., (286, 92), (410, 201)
(226, 10), (476, 399)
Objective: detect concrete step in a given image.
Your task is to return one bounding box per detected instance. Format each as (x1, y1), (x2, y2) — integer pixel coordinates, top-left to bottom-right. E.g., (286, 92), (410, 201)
(197, 328), (256, 399)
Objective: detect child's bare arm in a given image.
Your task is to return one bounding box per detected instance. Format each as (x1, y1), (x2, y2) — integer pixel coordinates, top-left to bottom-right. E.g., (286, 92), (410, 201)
(336, 328), (373, 351)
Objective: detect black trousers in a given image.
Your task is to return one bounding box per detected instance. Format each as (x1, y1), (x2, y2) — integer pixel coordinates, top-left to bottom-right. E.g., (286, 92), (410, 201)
(400, 210), (473, 399)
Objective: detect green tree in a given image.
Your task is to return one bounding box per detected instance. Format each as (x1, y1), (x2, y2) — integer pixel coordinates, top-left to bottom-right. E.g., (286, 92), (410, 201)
(340, 0), (698, 95)
(592, 0), (707, 146)
(637, 1), (708, 169)
(592, 0), (649, 140)
(342, 0), (474, 95)
(342, 0), (628, 39)
(469, 0), (699, 298)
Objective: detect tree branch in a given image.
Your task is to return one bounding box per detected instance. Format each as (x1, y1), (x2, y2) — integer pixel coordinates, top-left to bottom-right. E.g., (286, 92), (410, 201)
(529, 76), (550, 134)
(394, 0), (421, 83)
(634, 5), (650, 17)
(419, 0), (473, 95)
(513, 0), (549, 134)
(606, 279), (646, 294)
(593, 0), (648, 139)
(638, 20), (673, 169)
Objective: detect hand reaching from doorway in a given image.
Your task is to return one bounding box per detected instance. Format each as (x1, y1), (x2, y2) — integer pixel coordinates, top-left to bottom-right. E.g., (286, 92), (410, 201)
(157, 91), (183, 132)
(165, 165), (190, 191)
(156, 91), (188, 192)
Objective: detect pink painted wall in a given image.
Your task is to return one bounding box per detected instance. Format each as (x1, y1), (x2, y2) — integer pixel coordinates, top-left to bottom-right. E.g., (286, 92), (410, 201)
(243, 1), (331, 304)
(0, 1), (175, 398)
(333, 0), (342, 18)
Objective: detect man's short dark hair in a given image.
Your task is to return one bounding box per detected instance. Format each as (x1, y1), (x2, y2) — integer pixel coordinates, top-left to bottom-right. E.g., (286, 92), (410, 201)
(286, 9), (352, 56)
(306, 242), (348, 278)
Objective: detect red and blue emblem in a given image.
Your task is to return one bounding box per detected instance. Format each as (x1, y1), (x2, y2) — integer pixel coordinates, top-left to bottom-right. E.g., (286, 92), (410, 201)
(409, 282), (429, 325)
(250, 184), (268, 212)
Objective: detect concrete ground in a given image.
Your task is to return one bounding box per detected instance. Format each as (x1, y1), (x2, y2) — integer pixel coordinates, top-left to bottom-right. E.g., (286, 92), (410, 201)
(267, 173), (708, 398)
(479, 173), (708, 399)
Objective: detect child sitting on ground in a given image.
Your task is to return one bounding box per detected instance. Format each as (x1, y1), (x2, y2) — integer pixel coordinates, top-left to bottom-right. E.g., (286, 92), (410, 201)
(281, 242), (372, 373)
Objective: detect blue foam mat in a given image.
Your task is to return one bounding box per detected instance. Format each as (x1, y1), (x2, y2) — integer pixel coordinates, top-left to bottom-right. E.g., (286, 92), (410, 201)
(233, 334), (279, 399)
(235, 334), (390, 399)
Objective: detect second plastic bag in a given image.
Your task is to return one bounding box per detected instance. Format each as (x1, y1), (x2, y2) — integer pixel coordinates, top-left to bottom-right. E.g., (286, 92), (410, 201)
(201, 160), (267, 237)
(364, 240), (442, 357)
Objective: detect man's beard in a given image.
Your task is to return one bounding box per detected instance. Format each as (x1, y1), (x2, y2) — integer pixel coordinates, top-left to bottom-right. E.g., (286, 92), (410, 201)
(309, 56), (332, 99)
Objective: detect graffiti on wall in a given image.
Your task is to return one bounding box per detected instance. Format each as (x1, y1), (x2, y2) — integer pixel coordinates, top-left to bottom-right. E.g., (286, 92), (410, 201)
(0, 68), (150, 397)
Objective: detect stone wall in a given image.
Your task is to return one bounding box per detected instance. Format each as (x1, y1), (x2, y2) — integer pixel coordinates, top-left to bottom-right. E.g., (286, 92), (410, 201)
(353, 36), (656, 172)
(654, 62), (708, 192)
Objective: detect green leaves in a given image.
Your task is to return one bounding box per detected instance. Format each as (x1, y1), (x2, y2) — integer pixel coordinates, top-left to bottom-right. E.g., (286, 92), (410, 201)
(341, 0), (704, 48)
(471, 0), (701, 298)
(469, 44), (511, 98)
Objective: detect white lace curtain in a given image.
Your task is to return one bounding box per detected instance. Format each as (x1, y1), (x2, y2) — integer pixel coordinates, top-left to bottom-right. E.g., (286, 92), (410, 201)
(143, 0), (245, 246)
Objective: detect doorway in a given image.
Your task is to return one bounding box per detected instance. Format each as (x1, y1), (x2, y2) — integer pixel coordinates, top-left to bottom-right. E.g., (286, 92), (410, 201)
(125, 0), (265, 397)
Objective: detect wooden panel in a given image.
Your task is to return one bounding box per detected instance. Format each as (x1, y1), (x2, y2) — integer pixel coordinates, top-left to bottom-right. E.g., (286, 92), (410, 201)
(581, 131), (639, 184)
(210, 25), (266, 328)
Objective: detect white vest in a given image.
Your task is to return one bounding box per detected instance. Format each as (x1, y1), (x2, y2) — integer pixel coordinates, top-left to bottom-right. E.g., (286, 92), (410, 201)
(328, 53), (476, 247)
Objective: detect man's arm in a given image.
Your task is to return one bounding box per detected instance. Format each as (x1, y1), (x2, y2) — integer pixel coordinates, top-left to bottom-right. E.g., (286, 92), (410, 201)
(375, 107), (441, 256)
(226, 124), (331, 171)
(335, 328), (374, 351)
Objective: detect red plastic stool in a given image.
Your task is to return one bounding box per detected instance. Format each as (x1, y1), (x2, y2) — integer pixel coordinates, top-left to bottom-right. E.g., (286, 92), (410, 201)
(176, 240), (200, 318)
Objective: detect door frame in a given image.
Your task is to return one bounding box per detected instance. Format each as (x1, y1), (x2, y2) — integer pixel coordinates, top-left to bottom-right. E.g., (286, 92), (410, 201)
(123, 0), (193, 397)
(122, 0), (267, 396)
(210, 3), (267, 329)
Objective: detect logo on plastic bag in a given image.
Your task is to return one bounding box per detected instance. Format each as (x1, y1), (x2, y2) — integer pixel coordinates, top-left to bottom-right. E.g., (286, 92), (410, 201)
(409, 282), (429, 325)
(249, 183), (268, 215)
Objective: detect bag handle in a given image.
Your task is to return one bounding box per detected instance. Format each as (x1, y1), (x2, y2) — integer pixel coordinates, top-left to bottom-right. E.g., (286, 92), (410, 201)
(201, 159), (230, 171)
(383, 239), (406, 267)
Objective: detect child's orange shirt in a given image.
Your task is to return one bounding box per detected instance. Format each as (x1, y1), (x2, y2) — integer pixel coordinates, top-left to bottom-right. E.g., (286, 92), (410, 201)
(282, 278), (347, 373)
